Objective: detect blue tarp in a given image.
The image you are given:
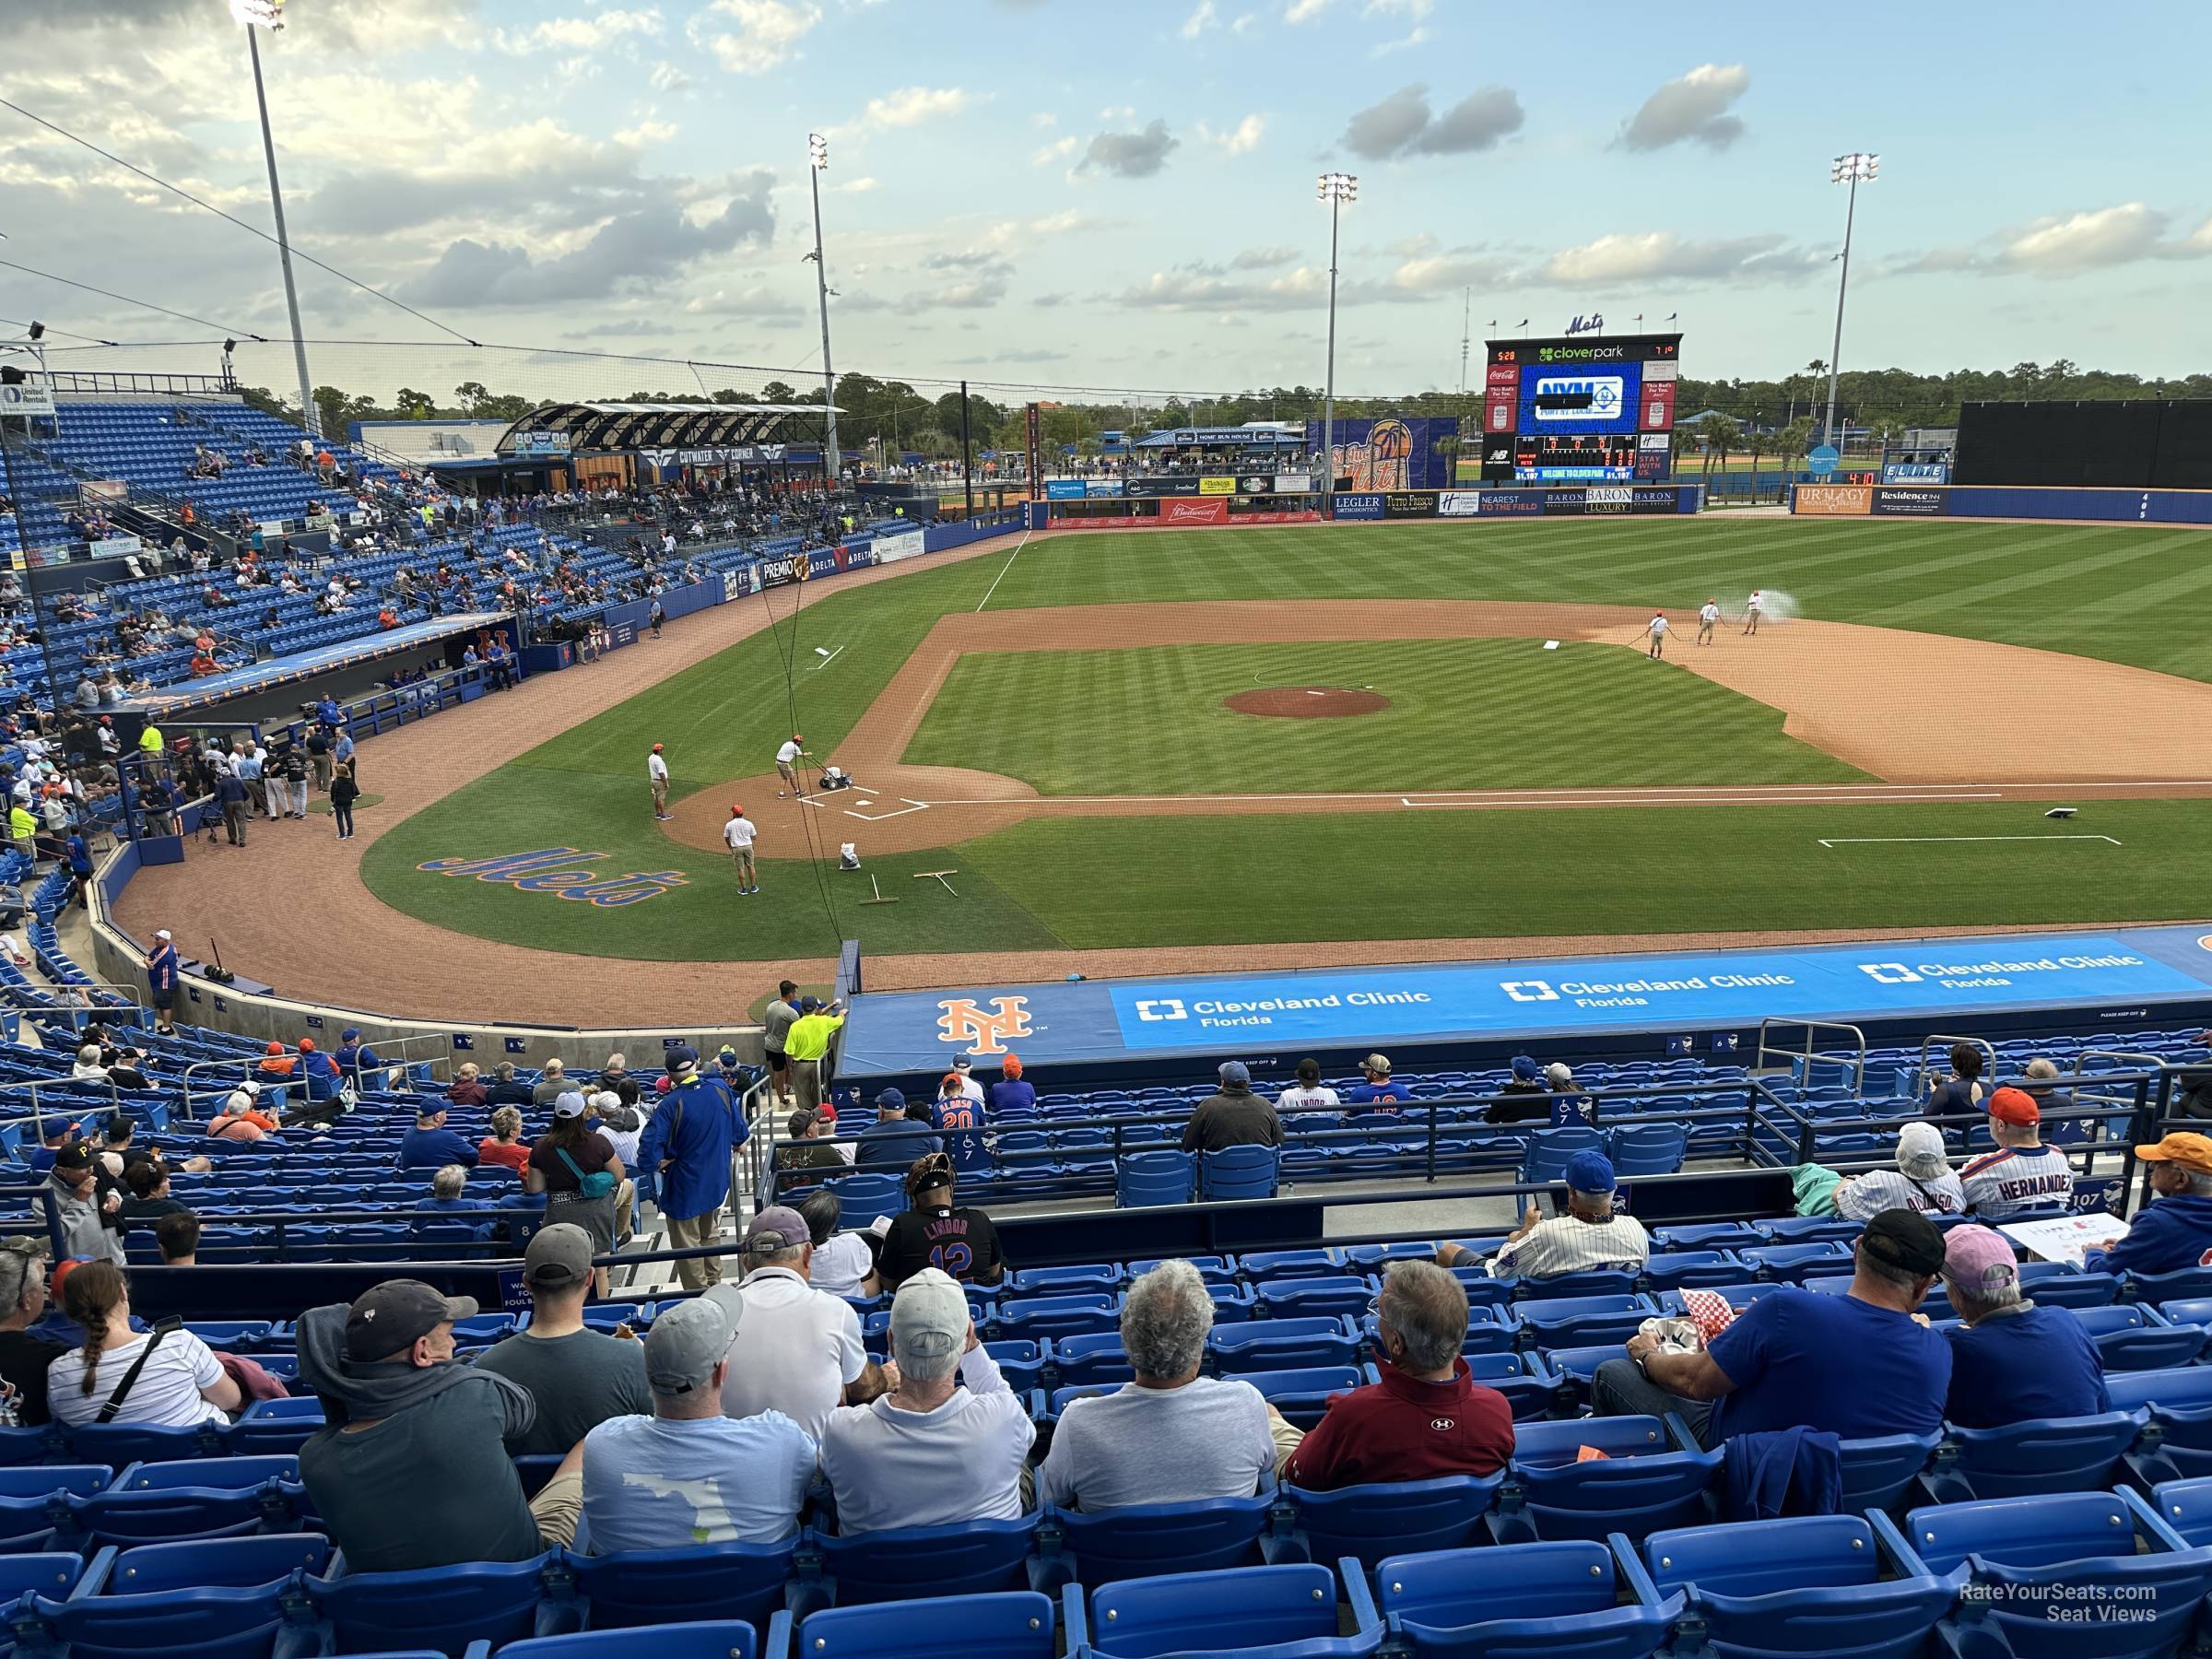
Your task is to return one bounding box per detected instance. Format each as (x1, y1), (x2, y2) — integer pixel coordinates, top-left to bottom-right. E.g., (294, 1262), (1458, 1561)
(124, 611), (512, 714)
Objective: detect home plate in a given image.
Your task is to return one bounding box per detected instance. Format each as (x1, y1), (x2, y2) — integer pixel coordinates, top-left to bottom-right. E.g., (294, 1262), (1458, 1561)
(1543, 641), (1560, 650)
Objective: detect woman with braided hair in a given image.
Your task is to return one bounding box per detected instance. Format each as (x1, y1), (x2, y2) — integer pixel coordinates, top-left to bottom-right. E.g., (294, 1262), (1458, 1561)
(875, 1152), (1006, 1292)
(44, 1261), (241, 1429)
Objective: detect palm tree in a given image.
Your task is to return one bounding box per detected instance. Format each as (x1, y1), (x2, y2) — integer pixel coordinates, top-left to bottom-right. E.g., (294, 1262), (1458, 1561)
(1694, 413), (1742, 483)
(1773, 415), (1818, 497)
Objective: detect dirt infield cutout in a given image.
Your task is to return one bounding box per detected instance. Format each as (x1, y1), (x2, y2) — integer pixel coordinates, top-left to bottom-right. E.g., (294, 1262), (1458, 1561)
(1226, 686), (1393, 719)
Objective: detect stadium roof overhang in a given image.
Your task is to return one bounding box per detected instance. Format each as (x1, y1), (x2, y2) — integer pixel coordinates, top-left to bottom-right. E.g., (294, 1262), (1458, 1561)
(495, 401), (842, 455)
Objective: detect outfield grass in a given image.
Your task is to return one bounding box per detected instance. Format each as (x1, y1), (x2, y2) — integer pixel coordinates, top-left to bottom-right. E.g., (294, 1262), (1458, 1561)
(905, 640), (1865, 794)
(359, 519), (2212, 959)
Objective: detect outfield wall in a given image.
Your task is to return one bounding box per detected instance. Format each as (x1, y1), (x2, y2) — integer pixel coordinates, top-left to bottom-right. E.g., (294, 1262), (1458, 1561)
(836, 924), (2212, 1093)
(1043, 483), (1702, 527)
(1792, 482), (2212, 524)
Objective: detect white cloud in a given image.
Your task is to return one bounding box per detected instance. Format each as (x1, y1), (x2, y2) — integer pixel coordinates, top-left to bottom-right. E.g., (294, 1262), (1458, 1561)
(1619, 64), (1750, 152)
(1894, 202), (2212, 278)
(1195, 114), (1266, 155)
(689, 0), (820, 75)
(1231, 10), (1258, 30)
(1099, 104), (1136, 120)
(859, 86), (971, 128)
(1032, 135), (1080, 166)
(1540, 230), (1819, 286)
(1285, 0), (1330, 20)
(648, 60), (693, 91)
(1032, 112), (1057, 127)
(495, 7), (662, 53)
(1371, 26), (1427, 56)
(1181, 0), (1218, 36)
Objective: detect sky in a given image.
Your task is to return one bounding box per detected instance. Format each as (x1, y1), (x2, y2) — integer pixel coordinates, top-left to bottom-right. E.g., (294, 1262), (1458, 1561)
(3, 0), (2209, 408)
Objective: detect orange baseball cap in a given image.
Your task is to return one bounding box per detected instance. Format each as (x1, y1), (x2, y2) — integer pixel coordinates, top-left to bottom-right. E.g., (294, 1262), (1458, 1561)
(2134, 1133), (2212, 1176)
(731, 804), (744, 816)
(1985, 1086), (2039, 1126)
(653, 743), (664, 752)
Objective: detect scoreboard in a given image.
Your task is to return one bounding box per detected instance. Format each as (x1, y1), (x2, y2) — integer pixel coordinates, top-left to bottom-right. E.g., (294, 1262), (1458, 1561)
(1480, 333), (1683, 484)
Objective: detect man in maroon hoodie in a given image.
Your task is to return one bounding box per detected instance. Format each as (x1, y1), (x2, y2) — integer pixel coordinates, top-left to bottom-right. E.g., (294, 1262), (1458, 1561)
(1284, 1259), (1514, 1489)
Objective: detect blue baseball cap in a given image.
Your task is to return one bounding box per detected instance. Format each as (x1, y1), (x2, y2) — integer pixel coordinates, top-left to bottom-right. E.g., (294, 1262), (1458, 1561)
(341, 1028), (360, 1041)
(1218, 1061), (1251, 1087)
(1511, 1054), (1540, 1082)
(1564, 1150), (1617, 1194)
(876, 1087), (907, 1112)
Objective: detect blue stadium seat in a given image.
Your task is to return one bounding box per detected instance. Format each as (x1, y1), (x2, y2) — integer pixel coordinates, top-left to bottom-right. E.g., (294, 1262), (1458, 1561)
(1905, 1491), (2212, 1659)
(1519, 1128), (1605, 1187)
(1639, 1252), (1744, 1292)
(1051, 1334), (1134, 1389)
(2104, 1367), (2212, 1478)
(92, 1531), (330, 1593)
(64, 1456), (303, 1549)
(1114, 1152), (1194, 1207)
(1492, 1417), (1719, 1544)
(994, 1295), (1119, 1341)
(2145, 1476), (2212, 1548)
(291, 1553), (557, 1654)
(1075, 1563), (1382, 1659)
(0, 1465), (109, 1500)
(1465, 1353), (1564, 1422)
(1254, 1278), (1377, 1321)
(1237, 1250), (1345, 1282)
(60, 1422), (226, 1466)
(1009, 1265), (1124, 1296)
(1512, 1295), (1657, 1348)
(1209, 1318), (1359, 1374)
(766, 1594), (1053, 1659)
(500, 1622), (759, 1659)
(226, 1396), (328, 1456)
(1836, 1431), (1944, 1515)
(1201, 1146), (1279, 1203)
(561, 1537), (797, 1633)
(1246, 1367), (1365, 1430)
(1267, 1475), (1500, 1569)
(2076, 1304), (2205, 1371)
(1922, 1410), (2149, 1502)
(1607, 1124), (1688, 1177)
(1037, 1492), (1272, 1585)
(1367, 1538), (1677, 1659)
(822, 1172), (903, 1228)
(1637, 1513), (1952, 1659)
(1737, 1242), (1852, 1283)
(797, 1516), (1038, 1609)
(2015, 1262), (2118, 1308)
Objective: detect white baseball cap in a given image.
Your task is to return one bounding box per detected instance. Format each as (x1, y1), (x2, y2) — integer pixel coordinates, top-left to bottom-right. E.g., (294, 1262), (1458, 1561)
(888, 1267), (971, 1363)
(155, 930), (171, 941)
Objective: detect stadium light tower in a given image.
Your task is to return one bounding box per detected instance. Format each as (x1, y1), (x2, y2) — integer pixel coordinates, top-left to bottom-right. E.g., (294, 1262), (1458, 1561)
(1822, 150), (1878, 453)
(806, 133), (842, 487)
(1317, 171), (1357, 517)
(231, 0), (318, 438)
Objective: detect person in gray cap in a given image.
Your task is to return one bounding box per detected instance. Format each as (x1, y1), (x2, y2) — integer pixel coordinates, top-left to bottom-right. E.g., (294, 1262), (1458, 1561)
(297, 1278), (581, 1571)
(703, 1206), (888, 1440)
(473, 1224), (651, 1457)
(1181, 1061), (1285, 1154)
(580, 1295), (816, 1552)
(818, 1267), (1033, 1534)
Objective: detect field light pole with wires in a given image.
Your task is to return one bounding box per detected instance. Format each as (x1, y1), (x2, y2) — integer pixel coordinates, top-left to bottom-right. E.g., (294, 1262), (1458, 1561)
(806, 133), (841, 487)
(232, 0), (319, 438)
(1317, 171), (1357, 518)
(1822, 149), (1878, 453)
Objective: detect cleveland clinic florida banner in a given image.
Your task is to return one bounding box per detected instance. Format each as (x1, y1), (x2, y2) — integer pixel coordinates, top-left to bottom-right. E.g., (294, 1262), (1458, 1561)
(836, 926), (2212, 1077)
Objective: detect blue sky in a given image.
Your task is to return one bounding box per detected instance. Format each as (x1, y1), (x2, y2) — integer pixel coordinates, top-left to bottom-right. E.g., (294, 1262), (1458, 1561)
(5, 0), (2208, 405)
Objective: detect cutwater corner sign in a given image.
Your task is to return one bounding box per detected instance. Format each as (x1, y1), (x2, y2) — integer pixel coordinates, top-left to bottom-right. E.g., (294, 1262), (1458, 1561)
(835, 928), (2212, 1076)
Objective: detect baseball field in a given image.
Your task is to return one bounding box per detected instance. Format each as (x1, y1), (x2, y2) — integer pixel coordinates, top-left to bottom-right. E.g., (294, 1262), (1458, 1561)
(342, 514), (2212, 980)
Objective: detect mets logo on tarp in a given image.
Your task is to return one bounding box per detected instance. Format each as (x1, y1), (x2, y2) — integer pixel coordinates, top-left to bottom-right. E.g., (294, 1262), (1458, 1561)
(936, 995), (1032, 1054)
(418, 848), (689, 908)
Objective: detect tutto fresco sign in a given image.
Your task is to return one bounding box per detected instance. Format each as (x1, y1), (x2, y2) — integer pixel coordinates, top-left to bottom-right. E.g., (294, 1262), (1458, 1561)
(418, 848), (690, 907)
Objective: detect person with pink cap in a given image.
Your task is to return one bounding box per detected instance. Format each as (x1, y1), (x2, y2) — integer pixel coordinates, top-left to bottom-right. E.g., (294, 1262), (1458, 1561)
(1939, 1224), (2107, 1430)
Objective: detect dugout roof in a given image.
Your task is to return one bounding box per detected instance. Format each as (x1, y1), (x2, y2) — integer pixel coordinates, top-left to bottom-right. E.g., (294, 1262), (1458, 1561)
(496, 401), (842, 455)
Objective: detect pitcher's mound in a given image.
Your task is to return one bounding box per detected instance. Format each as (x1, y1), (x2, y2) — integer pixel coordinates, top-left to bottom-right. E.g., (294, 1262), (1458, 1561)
(1226, 686), (1391, 719)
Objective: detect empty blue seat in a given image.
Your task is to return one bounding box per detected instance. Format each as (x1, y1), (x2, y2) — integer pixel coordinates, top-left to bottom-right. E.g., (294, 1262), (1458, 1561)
(1837, 1431), (1944, 1514)
(2077, 1304), (2205, 1371)
(500, 1622), (759, 1659)
(1202, 1145), (1279, 1202)
(94, 1531), (330, 1594)
(1051, 1333), (1134, 1389)
(1009, 1264), (1124, 1296)
(1639, 1252), (1743, 1292)
(1639, 1512), (1952, 1659)
(1255, 1277), (1376, 1321)
(564, 1536), (796, 1632)
(767, 1593), (1053, 1659)
(1210, 1318), (1358, 1373)
(293, 1552), (555, 1654)
(1246, 1367), (1364, 1430)
(1464, 1353), (1564, 1422)
(1738, 1241), (1851, 1283)
(1495, 1417), (1719, 1544)
(800, 1516), (1037, 1608)
(994, 1295), (1119, 1341)
(1924, 1410), (2148, 1502)
(1369, 1538), (1677, 1659)
(1077, 1563), (1382, 1658)
(1519, 1128), (1605, 1186)
(1513, 1294), (1657, 1348)
(1039, 1492), (1272, 1585)
(2146, 1476), (2212, 1548)
(1115, 1151), (1194, 1207)
(1607, 1124), (1688, 1176)
(2016, 1262), (2118, 1308)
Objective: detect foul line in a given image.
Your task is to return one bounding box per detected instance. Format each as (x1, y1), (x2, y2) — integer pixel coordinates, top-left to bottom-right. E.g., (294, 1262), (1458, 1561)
(1818, 834), (2124, 848)
(972, 527), (1032, 613)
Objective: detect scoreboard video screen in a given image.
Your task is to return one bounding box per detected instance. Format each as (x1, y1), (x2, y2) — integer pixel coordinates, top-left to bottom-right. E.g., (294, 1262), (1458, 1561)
(1481, 333), (1682, 484)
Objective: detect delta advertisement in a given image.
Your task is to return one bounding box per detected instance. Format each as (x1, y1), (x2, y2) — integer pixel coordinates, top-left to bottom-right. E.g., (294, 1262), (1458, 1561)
(834, 925), (2212, 1077)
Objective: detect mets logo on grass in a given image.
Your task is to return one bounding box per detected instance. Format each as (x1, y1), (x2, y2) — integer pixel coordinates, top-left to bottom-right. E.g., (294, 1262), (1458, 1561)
(936, 995), (1032, 1054)
(418, 849), (690, 908)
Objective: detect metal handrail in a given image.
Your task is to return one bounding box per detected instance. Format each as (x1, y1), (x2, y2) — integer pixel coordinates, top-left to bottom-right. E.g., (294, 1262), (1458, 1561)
(1756, 1018), (1867, 1095)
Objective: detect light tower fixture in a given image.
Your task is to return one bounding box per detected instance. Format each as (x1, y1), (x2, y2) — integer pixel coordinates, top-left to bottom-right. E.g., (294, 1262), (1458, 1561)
(1822, 150), (1879, 452)
(233, 0), (319, 436)
(806, 133), (841, 484)
(1316, 171), (1358, 518)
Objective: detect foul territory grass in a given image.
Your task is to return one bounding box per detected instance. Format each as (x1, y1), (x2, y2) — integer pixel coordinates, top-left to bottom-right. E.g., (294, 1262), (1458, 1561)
(360, 518), (2212, 959)
(905, 639), (1865, 794)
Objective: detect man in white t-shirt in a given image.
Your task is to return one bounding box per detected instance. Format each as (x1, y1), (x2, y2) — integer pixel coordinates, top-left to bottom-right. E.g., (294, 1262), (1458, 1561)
(775, 735), (806, 797)
(1040, 1261), (1281, 1510)
(1959, 1088), (2076, 1221)
(723, 806), (759, 896)
(647, 744), (671, 820)
(1742, 590), (1763, 636)
(818, 1268), (1033, 1534)
(1646, 611), (1669, 660)
(703, 1207), (888, 1440)
(1276, 1057), (1340, 1115)
(1698, 599), (1720, 645)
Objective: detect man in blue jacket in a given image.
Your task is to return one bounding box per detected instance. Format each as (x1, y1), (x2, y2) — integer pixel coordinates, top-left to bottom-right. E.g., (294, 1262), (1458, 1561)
(2085, 1134), (2212, 1277)
(146, 929), (181, 1027)
(397, 1107), (479, 1171)
(636, 1046), (745, 1289)
(334, 1028), (382, 1089)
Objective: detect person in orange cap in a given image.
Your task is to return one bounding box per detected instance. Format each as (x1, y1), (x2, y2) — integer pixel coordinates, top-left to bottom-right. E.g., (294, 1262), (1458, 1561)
(648, 743), (671, 820)
(2084, 1133), (2212, 1276)
(722, 804), (759, 895)
(775, 734), (806, 797)
(1959, 1087), (2075, 1221)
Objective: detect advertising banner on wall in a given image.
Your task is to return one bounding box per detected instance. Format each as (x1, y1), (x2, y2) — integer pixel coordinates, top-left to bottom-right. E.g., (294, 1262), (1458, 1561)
(1305, 416), (1460, 490)
(1871, 487), (1950, 516)
(1332, 493), (1386, 521)
(1242, 509), (1324, 524)
(1479, 491), (1542, 515)
(873, 527), (925, 564)
(1198, 476), (1236, 496)
(1126, 477), (1199, 498)
(1439, 490), (1483, 517)
(1883, 463), (1950, 484)
(1160, 497), (1230, 525)
(1236, 475), (1274, 495)
(1044, 479), (1086, 500)
(1794, 484), (1874, 516)
(1275, 473), (1313, 493)
(1085, 478), (1125, 498)
(1383, 491), (1440, 519)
